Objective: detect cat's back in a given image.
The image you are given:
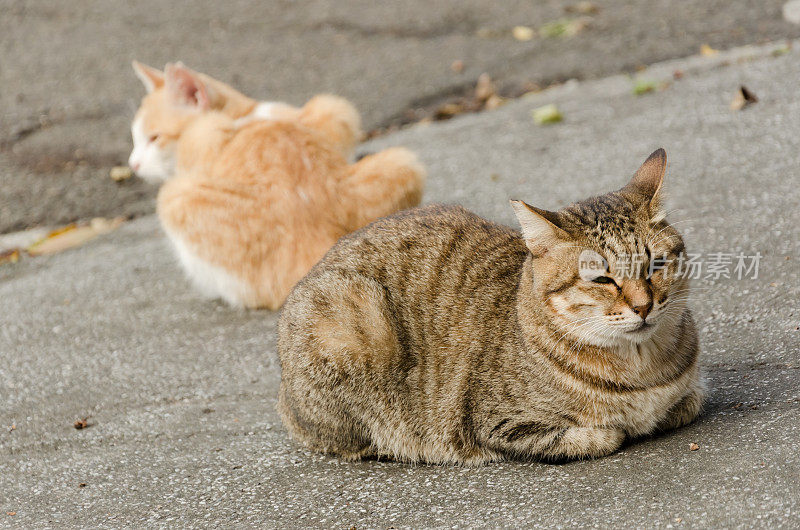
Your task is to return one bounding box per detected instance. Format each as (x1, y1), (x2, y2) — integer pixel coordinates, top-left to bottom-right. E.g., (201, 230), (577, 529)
(212, 119), (346, 183)
(291, 204), (527, 325)
(315, 203), (520, 271)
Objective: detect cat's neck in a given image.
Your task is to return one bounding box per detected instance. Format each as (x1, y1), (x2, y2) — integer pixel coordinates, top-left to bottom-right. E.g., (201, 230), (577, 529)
(175, 112), (237, 176)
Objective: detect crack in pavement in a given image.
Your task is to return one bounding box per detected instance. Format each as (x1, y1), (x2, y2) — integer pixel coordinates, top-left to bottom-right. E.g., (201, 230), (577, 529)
(308, 14), (481, 40)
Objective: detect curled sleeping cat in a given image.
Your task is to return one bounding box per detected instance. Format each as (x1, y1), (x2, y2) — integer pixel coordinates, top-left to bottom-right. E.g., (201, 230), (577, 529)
(129, 61), (425, 309)
(278, 149), (704, 464)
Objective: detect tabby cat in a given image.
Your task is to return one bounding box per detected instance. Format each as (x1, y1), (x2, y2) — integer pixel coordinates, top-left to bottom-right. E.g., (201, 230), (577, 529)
(278, 149), (704, 464)
(129, 61), (425, 309)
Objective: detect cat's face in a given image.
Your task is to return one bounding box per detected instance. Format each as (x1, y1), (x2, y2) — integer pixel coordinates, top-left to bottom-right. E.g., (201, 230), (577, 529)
(129, 90), (182, 182)
(513, 149), (688, 346)
(128, 61), (252, 182)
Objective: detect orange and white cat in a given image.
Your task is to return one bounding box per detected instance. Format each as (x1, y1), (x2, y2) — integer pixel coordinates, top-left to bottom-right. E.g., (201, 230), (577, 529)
(129, 61), (425, 309)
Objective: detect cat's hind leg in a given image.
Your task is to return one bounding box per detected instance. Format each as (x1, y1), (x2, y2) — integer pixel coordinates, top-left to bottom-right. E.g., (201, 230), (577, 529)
(298, 95), (363, 158)
(278, 270), (402, 460)
(340, 147), (426, 231)
(278, 380), (373, 459)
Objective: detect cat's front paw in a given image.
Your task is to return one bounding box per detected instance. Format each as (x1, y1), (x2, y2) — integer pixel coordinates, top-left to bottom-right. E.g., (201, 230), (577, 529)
(656, 384), (706, 433)
(548, 426), (625, 460)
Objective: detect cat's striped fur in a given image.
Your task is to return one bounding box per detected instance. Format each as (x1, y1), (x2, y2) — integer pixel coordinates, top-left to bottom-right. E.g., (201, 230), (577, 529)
(278, 149), (704, 464)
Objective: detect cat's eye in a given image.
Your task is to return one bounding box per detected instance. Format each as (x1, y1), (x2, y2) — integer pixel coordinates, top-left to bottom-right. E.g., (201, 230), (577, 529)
(591, 276), (615, 285)
(148, 134), (160, 143)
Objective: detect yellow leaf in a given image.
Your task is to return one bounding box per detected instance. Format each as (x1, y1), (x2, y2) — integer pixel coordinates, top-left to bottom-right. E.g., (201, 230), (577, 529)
(532, 104), (563, 125)
(27, 218), (124, 256)
(632, 79), (657, 95)
(512, 26), (535, 41)
(0, 249), (20, 265)
(700, 44), (719, 57)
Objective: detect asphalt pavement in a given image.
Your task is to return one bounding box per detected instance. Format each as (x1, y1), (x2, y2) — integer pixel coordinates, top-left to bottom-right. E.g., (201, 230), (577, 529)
(2, 0), (800, 233)
(1, 41), (798, 527)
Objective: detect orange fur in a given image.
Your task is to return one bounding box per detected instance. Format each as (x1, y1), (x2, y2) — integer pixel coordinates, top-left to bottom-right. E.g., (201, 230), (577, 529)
(131, 62), (425, 309)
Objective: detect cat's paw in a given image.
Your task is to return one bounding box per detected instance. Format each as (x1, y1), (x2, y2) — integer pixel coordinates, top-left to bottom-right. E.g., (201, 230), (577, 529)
(656, 383), (706, 433)
(552, 426), (625, 459)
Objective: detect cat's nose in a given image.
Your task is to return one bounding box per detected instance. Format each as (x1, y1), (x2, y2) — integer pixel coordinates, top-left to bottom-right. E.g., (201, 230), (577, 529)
(631, 300), (652, 320)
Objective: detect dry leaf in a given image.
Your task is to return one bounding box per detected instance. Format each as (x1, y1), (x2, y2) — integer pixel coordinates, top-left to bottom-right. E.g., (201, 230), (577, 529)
(484, 94), (506, 110)
(632, 79), (657, 96)
(6, 512), (16, 516)
(700, 44), (719, 57)
(434, 102), (465, 119)
(512, 25), (535, 41)
(73, 417), (91, 430)
(689, 442), (700, 451)
(110, 165), (133, 182)
(0, 249), (20, 265)
(450, 60), (464, 73)
(0, 227), (51, 254)
(532, 104), (563, 125)
(565, 1), (599, 15)
(27, 217), (124, 256)
(475, 73), (496, 101)
(730, 85), (758, 110)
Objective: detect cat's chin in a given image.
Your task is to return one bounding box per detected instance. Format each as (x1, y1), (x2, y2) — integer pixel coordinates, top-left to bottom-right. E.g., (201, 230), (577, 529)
(578, 325), (659, 348)
(136, 172), (169, 184)
(623, 322), (658, 343)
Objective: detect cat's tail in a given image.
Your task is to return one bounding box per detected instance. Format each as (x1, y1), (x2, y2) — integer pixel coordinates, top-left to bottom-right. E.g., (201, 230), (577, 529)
(339, 147), (426, 231)
(299, 95), (363, 158)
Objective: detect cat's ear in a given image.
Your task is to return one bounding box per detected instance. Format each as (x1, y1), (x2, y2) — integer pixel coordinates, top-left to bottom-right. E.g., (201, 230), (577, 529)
(510, 200), (570, 257)
(164, 62), (213, 110)
(132, 61), (165, 93)
(623, 148), (667, 222)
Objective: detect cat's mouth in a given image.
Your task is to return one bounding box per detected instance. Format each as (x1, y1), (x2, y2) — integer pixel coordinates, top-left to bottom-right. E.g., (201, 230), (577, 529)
(627, 321), (653, 335)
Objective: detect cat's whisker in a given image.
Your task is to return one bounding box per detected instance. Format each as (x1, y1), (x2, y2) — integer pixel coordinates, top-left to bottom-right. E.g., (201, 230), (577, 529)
(647, 219), (698, 248)
(560, 321), (602, 359)
(545, 317), (605, 357)
(647, 217), (698, 237)
(544, 315), (604, 341)
(648, 217), (698, 234)
(547, 324), (596, 354)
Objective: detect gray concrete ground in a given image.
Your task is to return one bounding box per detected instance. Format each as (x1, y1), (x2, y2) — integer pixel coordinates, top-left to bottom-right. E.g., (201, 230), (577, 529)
(2, 42), (799, 527)
(2, 0), (800, 233)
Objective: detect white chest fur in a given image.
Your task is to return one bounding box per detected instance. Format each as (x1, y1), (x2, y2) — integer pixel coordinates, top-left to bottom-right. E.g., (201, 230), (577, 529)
(573, 338), (697, 436)
(163, 228), (251, 307)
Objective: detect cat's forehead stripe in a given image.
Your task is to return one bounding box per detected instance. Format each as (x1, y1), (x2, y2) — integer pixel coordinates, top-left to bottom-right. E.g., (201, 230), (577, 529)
(560, 193), (644, 257)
